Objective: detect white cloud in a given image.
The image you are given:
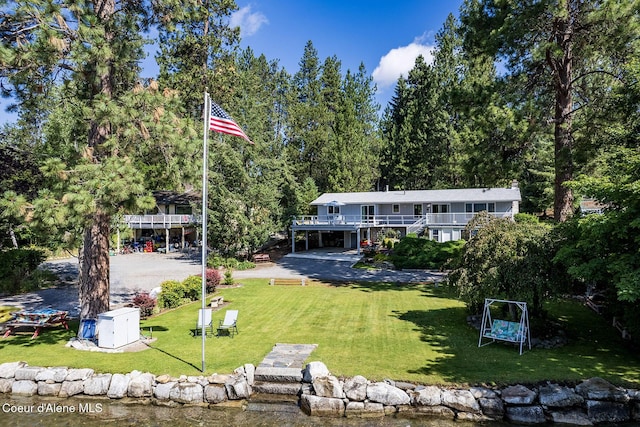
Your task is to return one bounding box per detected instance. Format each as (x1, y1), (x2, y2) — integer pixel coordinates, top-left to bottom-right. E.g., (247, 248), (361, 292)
(230, 6), (268, 38)
(372, 41), (436, 90)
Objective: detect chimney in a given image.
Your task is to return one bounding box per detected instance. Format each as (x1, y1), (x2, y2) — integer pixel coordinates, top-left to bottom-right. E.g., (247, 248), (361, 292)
(385, 185), (389, 192)
(511, 179), (519, 190)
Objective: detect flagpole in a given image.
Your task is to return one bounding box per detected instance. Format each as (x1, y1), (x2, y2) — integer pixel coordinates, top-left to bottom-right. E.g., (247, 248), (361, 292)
(201, 91), (210, 372)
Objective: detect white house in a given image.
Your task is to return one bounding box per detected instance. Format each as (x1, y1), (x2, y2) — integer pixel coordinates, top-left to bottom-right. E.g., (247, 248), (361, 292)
(291, 181), (521, 254)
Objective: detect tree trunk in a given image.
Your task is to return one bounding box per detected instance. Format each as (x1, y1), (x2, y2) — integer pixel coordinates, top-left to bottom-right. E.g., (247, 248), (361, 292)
(550, 3), (575, 222)
(78, 210), (111, 318)
(77, 0), (115, 319)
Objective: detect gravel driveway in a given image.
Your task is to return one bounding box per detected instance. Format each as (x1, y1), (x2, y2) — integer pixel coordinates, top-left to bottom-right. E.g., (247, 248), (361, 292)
(0, 251), (445, 319)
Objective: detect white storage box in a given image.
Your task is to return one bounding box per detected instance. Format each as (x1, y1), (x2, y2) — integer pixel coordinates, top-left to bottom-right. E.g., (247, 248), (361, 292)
(97, 307), (140, 349)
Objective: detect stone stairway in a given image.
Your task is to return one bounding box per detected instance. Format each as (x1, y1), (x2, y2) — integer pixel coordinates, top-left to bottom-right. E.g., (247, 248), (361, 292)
(248, 343), (317, 412)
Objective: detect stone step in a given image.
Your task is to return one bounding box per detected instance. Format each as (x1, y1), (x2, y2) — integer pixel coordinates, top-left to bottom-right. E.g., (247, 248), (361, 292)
(254, 366), (302, 383)
(253, 381), (301, 395)
(246, 399), (301, 414)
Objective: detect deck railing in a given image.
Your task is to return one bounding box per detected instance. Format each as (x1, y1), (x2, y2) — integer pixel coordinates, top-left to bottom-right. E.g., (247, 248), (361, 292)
(123, 214), (200, 229)
(292, 212), (510, 228)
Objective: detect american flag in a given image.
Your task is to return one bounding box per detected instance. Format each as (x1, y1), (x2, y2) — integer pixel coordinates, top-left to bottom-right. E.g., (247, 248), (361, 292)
(209, 101), (253, 144)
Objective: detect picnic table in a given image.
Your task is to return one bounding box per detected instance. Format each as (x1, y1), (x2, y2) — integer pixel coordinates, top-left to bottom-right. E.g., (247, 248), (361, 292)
(2, 309), (69, 339)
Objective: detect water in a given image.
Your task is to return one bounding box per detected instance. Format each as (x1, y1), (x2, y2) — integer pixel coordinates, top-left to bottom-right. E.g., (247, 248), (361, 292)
(0, 396), (506, 427)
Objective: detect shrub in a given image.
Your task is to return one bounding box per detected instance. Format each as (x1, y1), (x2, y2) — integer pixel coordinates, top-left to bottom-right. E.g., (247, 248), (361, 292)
(390, 235), (464, 270)
(224, 269), (234, 286)
(157, 280), (186, 309)
(0, 248), (47, 294)
(236, 261), (255, 270)
(207, 255), (239, 269)
(132, 292), (156, 318)
(514, 213), (540, 223)
(204, 268), (221, 293)
(182, 275), (202, 301)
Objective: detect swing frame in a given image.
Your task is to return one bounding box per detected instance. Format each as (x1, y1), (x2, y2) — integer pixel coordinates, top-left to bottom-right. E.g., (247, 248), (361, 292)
(478, 298), (531, 355)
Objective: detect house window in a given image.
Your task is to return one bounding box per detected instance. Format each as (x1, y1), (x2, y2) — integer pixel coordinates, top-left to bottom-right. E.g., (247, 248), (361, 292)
(413, 204), (423, 216)
(392, 204), (400, 213)
(431, 229), (439, 241)
(466, 203), (495, 213)
(432, 204), (449, 213)
(328, 206), (340, 214)
(175, 205), (192, 214)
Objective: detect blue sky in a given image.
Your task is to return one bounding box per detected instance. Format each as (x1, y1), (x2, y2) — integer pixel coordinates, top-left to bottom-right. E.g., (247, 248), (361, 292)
(0, 0), (463, 125)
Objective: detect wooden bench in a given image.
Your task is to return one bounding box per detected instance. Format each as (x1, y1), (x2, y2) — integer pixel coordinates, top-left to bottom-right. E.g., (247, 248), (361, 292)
(253, 253), (271, 263)
(269, 278), (306, 286)
(2, 309), (69, 339)
(210, 296), (224, 308)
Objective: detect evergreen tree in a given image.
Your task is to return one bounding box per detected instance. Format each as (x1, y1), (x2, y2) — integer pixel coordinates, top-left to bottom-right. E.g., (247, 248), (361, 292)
(0, 0), (234, 317)
(460, 0), (639, 221)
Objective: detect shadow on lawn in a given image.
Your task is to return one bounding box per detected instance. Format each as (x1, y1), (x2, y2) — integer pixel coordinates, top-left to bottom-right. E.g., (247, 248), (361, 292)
(396, 305), (640, 386)
(329, 281), (456, 300)
(0, 323), (75, 348)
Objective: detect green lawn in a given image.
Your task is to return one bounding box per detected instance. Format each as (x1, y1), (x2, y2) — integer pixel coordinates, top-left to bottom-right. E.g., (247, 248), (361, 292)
(1, 279), (639, 387)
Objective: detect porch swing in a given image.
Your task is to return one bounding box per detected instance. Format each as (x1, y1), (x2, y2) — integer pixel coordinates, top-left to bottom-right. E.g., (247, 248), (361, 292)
(478, 298), (531, 355)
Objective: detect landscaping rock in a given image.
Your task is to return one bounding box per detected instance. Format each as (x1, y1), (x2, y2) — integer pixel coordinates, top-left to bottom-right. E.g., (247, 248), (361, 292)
(506, 405), (546, 424)
(37, 381), (61, 396)
(576, 377), (629, 403)
(0, 378), (14, 393)
(84, 373), (112, 396)
(470, 386), (499, 399)
(12, 380), (37, 396)
(169, 382), (204, 404)
(35, 367), (68, 383)
(502, 384), (537, 405)
(244, 363), (255, 386)
(107, 373), (130, 399)
(312, 375), (344, 398)
(410, 385), (442, 406)
(66, 368), (94, 381)
(479, 397), (504, 419)
(345, 401), (384, 418)
(14, 366), (44, 381)
(225, 374), (251, 400)
(548, 409), (593, 426)
(302, 361), (330, 383)
(154, 381), (177, 400)
(128, 372), (154, 397)
(539, 383), (584, 407)
(300, 394), (345, 417)
(397, 404), (455, 419)
(0, 362), (26, 379)
(204, 384), (227, 404)
(632, 401), (640, 421)
(367, 382), (410, 406)
(441, 389), (480, 413)
(59, 380), (84, 397)
(586, 400), (630, 424)
(155, 374), (172, 384)
(343, 375), (368, 402)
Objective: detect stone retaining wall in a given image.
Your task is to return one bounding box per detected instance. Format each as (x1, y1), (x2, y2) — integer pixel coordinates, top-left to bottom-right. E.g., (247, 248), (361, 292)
(1, 361), (639, 425)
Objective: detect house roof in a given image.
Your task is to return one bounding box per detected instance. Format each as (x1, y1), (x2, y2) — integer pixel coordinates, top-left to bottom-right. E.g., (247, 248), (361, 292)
(311, 187), (521, 206)
(153, 190), (200, 206)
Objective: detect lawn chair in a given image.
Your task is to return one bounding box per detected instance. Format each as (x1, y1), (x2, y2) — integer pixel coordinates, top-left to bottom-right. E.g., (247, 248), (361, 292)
(193, 308), (213, 337)
(216, 309), (238, 338)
